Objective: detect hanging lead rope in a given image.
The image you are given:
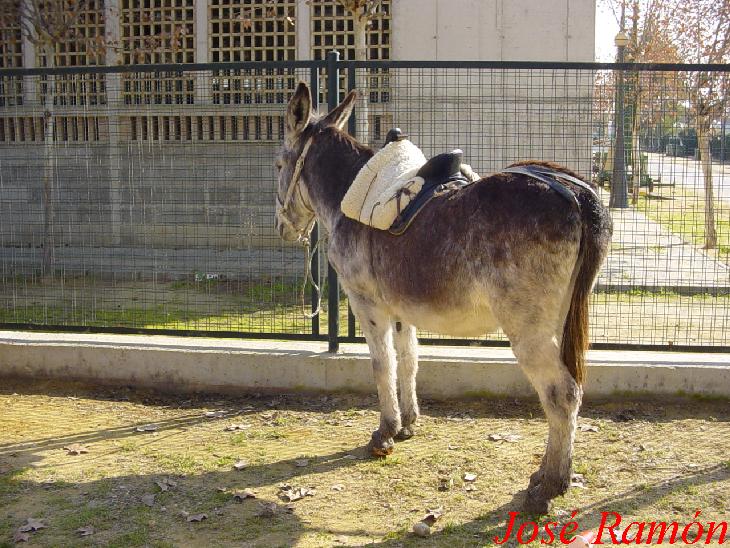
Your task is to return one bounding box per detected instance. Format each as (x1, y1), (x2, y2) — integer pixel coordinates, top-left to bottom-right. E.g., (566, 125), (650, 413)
(300, 233), (325, 319)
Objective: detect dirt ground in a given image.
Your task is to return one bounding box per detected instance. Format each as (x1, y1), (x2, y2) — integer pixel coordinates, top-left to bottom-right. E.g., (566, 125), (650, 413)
(1, 381), (728, 547)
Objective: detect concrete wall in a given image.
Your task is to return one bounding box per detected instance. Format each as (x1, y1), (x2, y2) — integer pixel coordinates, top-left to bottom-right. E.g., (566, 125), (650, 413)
(392, 0), (595, 62)
(1, 333), (728, 398)
(386, 0), (596, 175)
(1, 142), (279, 247)
(0, 140), (305, 279)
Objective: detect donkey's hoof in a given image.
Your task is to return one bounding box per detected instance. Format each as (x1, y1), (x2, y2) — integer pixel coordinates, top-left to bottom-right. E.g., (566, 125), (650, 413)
(523, 486), (552, 516)
(367, 431), (394, 457)
(394, 425), (415, 441)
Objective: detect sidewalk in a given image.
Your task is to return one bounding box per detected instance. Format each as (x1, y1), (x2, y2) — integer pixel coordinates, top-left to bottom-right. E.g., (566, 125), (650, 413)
(597, 200), (729, 292)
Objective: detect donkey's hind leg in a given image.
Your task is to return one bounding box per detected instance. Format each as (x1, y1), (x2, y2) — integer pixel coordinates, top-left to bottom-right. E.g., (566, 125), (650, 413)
(392, 321), (419, 441)
(512, 334), (582, 514)
(348, 294), (401, 457)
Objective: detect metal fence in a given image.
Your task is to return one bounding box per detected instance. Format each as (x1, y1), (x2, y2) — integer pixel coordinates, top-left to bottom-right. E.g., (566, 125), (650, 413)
(0, 56), (728, 352)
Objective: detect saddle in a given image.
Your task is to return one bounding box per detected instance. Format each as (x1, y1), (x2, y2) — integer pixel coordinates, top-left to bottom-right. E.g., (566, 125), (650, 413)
(344, 129), (595, 236)
(385, 129), (474, 235)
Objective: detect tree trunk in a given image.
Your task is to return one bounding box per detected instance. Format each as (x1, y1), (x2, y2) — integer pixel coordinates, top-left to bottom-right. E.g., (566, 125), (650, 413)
(697, 121), (717, 249)
(41, 44), (56, 278)
(353, 16), (370, 144)
(631, 97), (642, 204)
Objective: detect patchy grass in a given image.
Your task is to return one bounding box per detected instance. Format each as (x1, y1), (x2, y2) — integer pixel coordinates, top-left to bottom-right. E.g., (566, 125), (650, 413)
(0, 277), (728, 348)
(1, 381), (729, 547)
(637, 187), (730, 261)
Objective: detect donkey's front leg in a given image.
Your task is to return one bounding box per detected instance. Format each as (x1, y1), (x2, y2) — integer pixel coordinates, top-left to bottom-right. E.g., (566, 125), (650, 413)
(392, 321), (419, 440)
(349, 295), (400, 457)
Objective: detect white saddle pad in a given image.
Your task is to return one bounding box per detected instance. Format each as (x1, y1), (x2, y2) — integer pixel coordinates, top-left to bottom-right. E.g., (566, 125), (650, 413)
(341, 139), (427, 230)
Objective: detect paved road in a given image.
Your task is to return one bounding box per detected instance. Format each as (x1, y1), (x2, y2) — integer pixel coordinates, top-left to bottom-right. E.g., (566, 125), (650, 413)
(644, 152), (730, 202)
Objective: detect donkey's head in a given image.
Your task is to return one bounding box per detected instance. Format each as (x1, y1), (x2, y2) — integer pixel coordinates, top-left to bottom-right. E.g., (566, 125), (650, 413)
(275, 82), (357, 242)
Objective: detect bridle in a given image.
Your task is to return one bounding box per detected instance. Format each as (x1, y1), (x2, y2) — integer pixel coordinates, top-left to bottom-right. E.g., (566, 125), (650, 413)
(276, 134), (316, 243)
(276, 132), (323, 318)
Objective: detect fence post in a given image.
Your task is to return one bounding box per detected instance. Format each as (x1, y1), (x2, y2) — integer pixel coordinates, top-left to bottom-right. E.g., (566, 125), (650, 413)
(309, 66), (320, 337)
(326, 51), (340, 352)
(346, 63), (357, 340)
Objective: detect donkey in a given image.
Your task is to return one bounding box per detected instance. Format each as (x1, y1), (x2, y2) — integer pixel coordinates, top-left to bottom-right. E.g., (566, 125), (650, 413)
(275, 82), (612, 514)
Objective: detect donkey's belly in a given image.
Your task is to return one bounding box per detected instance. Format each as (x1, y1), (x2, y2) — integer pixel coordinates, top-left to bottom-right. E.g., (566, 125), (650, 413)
(393, 302), (500, 337)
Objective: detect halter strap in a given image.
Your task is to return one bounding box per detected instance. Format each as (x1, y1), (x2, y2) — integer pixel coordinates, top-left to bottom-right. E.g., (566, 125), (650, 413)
(280, 135), (315, 215)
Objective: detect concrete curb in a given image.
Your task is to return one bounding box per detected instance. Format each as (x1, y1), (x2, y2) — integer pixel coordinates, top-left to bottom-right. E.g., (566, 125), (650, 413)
(0, 331), (728, 398)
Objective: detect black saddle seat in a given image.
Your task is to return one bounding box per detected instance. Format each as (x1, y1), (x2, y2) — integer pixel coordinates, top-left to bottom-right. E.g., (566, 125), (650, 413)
(416, 150), (464, 185)
(388, 149), (473, 236)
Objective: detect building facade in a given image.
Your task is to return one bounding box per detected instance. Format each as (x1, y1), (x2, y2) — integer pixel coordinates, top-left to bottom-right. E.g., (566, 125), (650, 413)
(0, 0), (596, 279)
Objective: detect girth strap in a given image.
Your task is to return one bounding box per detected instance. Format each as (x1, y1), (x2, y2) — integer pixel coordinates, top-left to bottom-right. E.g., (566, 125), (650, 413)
(501, 165), (598, 209)
(387, 172), (472, 235)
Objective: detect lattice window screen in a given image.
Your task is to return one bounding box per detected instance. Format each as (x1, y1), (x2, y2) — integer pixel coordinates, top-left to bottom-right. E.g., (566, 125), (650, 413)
(36, 1), (106, 106)
(311, 0), (390, 103)
(121, 0), (195, 104)
(210, 0), (297, 105)
(0, 12), (23, 106)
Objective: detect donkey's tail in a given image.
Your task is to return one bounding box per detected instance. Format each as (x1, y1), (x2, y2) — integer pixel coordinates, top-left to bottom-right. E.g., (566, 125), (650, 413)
(561, 185), (612, 385)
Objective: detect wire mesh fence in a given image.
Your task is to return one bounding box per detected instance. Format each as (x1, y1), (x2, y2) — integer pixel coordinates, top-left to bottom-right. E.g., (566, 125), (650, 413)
(0, 59), (728, 350)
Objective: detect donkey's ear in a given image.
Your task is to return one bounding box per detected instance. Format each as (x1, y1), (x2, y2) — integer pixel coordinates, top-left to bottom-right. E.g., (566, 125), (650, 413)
(322, 90), (358, 131)
(287, 82), (312, 135)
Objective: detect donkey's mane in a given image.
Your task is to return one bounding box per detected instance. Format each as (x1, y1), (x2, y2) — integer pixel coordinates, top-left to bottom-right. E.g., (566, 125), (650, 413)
(312, 117), (374, 157)
(303, 122), (375, 208)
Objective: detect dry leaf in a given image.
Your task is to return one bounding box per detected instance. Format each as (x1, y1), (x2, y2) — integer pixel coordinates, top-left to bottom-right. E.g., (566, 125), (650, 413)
(141, 493), (156, 507)
(463, 473), (477, 482)
(155, 478), (177, 492)
(294, 459), (309, 468)
(233, 460), (248, 471)
(225, 424), (251, 431)
(578, 423), (599, 432)
(13, 531), (30, 543)
(186, 513), (208, 522)
(331, 484), (345, 491)
(464, 484), (477, 492)
(136, 424), (159, 432)
(422, 507), (443, 526)
(278, 485), (315, 502)
(76, 525), (94, 536)
(18, 518), (45, 532)
(438, 477), (453, 491)
(63, 444), (89, 455)
(232, 488), (256, 501)
(487, 433), (522, 443)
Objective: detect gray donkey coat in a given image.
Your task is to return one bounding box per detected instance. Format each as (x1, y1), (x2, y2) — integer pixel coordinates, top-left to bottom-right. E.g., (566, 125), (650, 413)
(275, 83), (612, 514)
